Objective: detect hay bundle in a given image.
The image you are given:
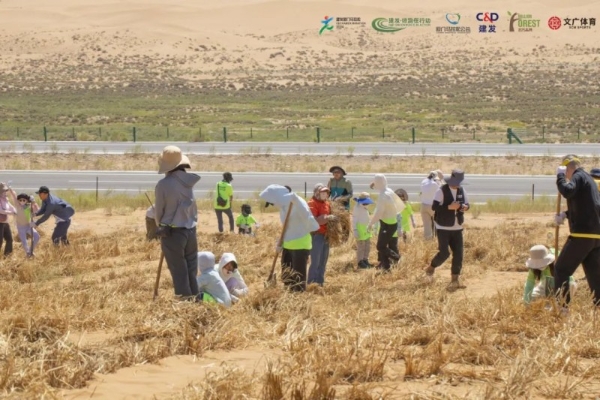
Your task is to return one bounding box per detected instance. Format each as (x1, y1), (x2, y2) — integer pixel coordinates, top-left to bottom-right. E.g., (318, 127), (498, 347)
(326, 201), (352, 247)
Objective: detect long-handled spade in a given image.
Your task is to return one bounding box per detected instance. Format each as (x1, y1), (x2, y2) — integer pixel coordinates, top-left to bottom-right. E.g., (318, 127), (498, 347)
(264, 201), (293, 288)
(550, 191), (562, 312)
(145, 192), (164, 301)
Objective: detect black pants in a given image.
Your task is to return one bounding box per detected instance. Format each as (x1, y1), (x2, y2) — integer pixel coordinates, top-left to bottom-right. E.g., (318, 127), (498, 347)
(215, 208), (234, 232)
(555, 237), (600, 306)
(376, 221), (399, 270)
(52, 219), (71, 246)
(161, 227), (199, 298)
(281, 248), (309, 292)
(431, 229), (464, 275)
(0, 223), (12, 256)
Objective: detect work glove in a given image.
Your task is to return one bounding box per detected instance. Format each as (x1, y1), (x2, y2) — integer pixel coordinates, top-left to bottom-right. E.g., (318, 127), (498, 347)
(554, 212), (567, 226)
(556, 166), (567, 176)
(325, 215), (337, 221)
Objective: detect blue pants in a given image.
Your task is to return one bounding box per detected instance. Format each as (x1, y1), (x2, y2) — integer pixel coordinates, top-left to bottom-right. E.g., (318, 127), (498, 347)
(52, 219), (71, 246)
(308, 233), (329, 285)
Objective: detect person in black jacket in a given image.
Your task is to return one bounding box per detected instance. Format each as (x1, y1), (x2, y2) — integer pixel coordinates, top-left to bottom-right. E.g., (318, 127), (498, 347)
(554, 155), (600, 310)
(423, 169), (470, 292)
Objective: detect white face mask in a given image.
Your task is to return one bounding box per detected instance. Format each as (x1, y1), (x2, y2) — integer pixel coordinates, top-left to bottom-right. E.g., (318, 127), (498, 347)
(319, 192), (328, 201)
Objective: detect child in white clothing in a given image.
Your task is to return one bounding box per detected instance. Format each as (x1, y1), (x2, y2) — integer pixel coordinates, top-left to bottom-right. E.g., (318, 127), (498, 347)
(352, 192), (375, 269)
(9, 190), (39, 257)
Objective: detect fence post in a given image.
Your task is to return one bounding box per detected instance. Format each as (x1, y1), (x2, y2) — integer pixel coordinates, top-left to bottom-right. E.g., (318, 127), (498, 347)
(223, 127), (227, 143)
(98, 127), (101, 137)
(199, 127), (202, 140)
(304, 182), (307, 199)
(133, 126), (137, 142)
(578, 127), (581, 140)
(542, 125), (546, 140)
(507, 128), (512, 144)
(382, 128), (385, 139)
(441, 128), (445, 139)
(96, 176), (99, 204)
(472, 128), (475, 140)
(351, 127), (355, 139)
(43, 126), (47, 142)
(316, 127), (321, 143)
(250, 127), (253, 139)
(16, 127), (19, 138)
(412, 127), (416, 144)
(72, 127), (75, 140)
(286, 127), (289, 139)
(167, 126), (169, 139)
(532, 184), (535, 202)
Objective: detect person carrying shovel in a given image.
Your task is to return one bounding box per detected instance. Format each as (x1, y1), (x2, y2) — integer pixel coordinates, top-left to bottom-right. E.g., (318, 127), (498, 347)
(553, 155), (600, 313)
(260, 184), (319, 292)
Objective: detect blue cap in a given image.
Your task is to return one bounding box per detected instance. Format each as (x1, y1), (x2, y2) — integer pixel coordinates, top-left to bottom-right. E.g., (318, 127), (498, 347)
(354, 197), (374, 205)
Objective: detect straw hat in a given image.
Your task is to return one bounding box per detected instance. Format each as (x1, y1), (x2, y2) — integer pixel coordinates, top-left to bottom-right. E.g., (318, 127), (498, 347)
(525, 245), (555, 270)
(0, 182), (9, 193)
(157, 146), (191, 174)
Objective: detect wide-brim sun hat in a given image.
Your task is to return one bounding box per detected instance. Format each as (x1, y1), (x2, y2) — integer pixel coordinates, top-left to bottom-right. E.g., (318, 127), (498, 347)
(329, 166), (347, 176)
(158, 145), (191, 174)
(445, 169), (465, 186)
(525, 244), (555, 270)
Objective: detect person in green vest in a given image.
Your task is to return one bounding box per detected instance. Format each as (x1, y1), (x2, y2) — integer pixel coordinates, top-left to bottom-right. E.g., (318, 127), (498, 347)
(236, 204), (259, 235)
(395, 189), (416, 243)
(327, 166), (353, 211)
(352, 192), (375, 269)
(523, 244), (576, 305)
(214, 172), (234, 233)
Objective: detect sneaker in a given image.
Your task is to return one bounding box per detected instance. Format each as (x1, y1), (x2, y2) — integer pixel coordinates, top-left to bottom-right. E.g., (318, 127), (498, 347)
(446, 275), (466, 292)
(423, 266), (435, 283)
(358, 260), (369, 269)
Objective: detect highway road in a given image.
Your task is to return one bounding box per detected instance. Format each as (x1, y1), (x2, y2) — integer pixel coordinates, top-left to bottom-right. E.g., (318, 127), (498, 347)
(2, 170), (557, 203)
(2, 141), (600, 156)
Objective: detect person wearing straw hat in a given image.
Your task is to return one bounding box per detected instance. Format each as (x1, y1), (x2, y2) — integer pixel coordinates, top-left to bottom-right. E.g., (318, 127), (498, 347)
(352, 192), (375, 269)
(523, 244), (576, 305)
(0, 182), (16, 257)
(424, 169), (470, 291)
(419, 170), (444, 241)
(155, 145), (201, 300)
(553, 154), (600, 310)
(328, 166), (353, 211)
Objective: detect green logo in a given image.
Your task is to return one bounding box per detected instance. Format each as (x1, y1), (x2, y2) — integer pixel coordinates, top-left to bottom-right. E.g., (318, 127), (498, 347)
(320, 16), (334, 35)
(372, 17), (405, 33)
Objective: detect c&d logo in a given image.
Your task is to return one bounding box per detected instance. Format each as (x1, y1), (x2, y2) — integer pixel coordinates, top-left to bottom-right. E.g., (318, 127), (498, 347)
(476, 12), (498, 33)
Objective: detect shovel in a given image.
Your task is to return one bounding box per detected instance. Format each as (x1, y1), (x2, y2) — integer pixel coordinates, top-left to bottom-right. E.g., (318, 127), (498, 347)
(265, 201), (294, 288)
(145, 192), (165, 301)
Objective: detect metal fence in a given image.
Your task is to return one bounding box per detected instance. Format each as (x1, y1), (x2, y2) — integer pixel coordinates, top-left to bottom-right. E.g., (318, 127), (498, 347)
(0, 125), (597, 143)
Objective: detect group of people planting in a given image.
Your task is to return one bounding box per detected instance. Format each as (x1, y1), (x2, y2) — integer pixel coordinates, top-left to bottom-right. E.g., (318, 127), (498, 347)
(152, 145), (600, 314)
(0, 183), (75, 258)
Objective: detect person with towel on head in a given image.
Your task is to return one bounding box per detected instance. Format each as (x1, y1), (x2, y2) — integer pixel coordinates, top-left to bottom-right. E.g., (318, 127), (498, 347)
(328, 166), (353, 211)
(352, 192), (375, 269)
(424, 169), (470, 292)
(368, 174), (405, 273)
(523, 244), (576, 306)
(155, 145), (200, 300)
(260, 184), (319, 292)
(420, 170), (444, 241)
(216, 252), (249, 303)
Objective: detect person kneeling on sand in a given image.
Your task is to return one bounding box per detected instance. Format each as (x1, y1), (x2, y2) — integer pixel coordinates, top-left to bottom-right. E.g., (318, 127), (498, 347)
(216, 252), (249, 303)
(523, 244), (576, 306)
(196, 251), (232, 307)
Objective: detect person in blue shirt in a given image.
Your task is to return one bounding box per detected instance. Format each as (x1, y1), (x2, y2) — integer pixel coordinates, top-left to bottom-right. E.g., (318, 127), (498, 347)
(33, 186), (75, 246)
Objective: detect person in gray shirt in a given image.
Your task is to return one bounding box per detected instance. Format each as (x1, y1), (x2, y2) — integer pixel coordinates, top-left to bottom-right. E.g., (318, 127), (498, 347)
(155, 146), (201, 300)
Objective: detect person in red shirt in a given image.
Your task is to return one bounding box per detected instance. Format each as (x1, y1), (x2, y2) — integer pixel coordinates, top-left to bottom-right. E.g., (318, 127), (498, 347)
(307, 184), (336, 286)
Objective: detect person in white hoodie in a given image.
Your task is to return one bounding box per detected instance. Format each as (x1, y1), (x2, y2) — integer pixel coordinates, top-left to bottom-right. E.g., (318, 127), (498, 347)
(368, 174), (405, 272)
(260, 184), (319, 292)
(216, 252), (249, 303)
(420, 170), (444, 241)
(196, 251), (232, 307)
